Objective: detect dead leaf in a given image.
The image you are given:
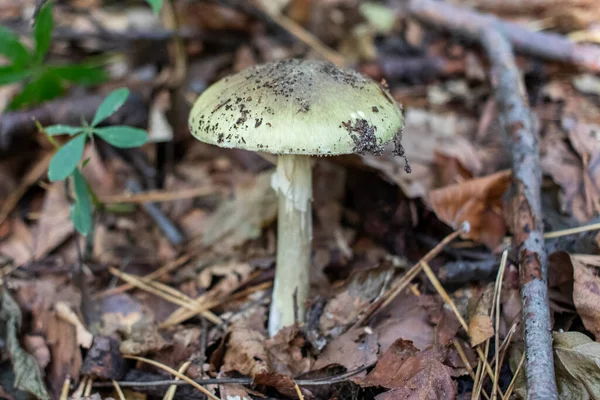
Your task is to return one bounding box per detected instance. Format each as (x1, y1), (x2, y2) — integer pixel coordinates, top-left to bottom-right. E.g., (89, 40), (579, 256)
(11, 279), (82, 397)
(0, 289), (50, 400)
(98, 293), (152, 337)
(467, 284), (495, 347)
(319, 266), (392, 337)
(362, 108), (490, 199)
(571, 255), (600, 340)
(253, 372), (299, 399)
(512, 331), (600, 400)
(202, 171), (277, 250)
(219, 384), (254, 400)
(314, 328), (378, 372)
(32, 182), (73, 260)
(119, 322), (168, 355)
(265, 325), (312, 377)
(23, 335), (50, 370)
(359, 339), (456, 399)
(0, 219), (34, 266)
(81, 336), (126, 380)
(372, 292), (436, 352)
(428, 170), (511, 248)
(553, 331), (600, 400)
(222, 328), (270, 377)
(196, 261), (253, 291)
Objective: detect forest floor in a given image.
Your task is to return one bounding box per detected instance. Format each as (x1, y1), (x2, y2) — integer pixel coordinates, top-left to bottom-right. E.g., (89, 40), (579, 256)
(2, 0), (600, 399)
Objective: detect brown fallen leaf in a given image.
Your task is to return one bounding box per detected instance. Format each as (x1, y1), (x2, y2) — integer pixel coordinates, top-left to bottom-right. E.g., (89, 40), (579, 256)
(319, 266), (393, 338)
(32, 182), (73, 260)
(359, 339), (456, 399)
(467, 284), (494, 347)
(219, 384), (254, 400)
(428, 170), (511, 248)
(222, 328), (270, 377)
(553, 331), (600, 399)
(12, 278), (82, 397)
(201, 171), (277, 250)
(313, 327), (378, 372)
(0, 219), (34, 266)
(253, 372), (301, 399)
(81, 336), (126, 380)
(265, 325), (312, 377)
(23, 335), (50, 370)
(119, 322), (169, 356)
(570, 254), (600, 340)
(362, 108), (488, 199)
(511, 331), (600, 399)
(372, 292), (436, 352)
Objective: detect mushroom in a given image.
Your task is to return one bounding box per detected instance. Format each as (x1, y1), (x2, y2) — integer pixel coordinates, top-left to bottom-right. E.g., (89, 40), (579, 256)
(188, 59), (405, 336)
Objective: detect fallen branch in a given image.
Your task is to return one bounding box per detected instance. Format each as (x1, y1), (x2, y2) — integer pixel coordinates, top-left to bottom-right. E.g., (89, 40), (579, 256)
(408, 0), (600, 72)
(409, 0), (558, 398)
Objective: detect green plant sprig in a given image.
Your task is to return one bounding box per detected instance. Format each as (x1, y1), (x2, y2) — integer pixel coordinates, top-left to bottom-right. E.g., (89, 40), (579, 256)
(43, 88), (149, 235)
(0, 1), (107, 109)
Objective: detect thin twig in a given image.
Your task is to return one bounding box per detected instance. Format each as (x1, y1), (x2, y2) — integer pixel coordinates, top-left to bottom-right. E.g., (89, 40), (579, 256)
(93, 363), (374, 389)
(112, 380), (126, 400)
(99, 186), (216, 204)
(254, 3), (346, 67)
(409, 1), (558, 397)
(481, 27), (557, 400)
(125, 356), (220, 400)
(421, 261), (504, 399)
(354, 229), (462, 327)
(544, 222), (600, 239)
(93, 253), (191, 299)
(492, 250), (509, 400)
(505, 352), (526, 399)
(59, 377), (70, 400)
(108, 267), (222, 325)
(162, 361), (191, 400)
(408, 0), (600, 72)
(294, 382), (305, 400)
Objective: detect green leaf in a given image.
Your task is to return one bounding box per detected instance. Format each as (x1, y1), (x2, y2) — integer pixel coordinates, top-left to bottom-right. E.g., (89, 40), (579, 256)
(0, 66), (31, 85)
(0, 26), (31, 67)
(33, 1), (54, 65)
(94, 126), (148, 148)
(91, 88), (129, 126)
(50, 63), (108, 85)
(71, 168), (93, 235)
(146, 0), (163, 14)
(45, 125), (83, 136)
(7, 70), (63, 110)
(0, 289), (50, 400)
(48, 133), (86, 181)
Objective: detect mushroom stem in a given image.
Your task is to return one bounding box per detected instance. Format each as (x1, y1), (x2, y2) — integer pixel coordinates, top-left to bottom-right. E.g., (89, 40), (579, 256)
(269, 154), (313, 337)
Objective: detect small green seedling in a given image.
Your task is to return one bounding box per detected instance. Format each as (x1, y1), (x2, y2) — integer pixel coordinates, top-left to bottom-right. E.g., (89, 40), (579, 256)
(146, 0), (164, 15)
(0, 1), (106, 109)
(44, 88), (149, 235)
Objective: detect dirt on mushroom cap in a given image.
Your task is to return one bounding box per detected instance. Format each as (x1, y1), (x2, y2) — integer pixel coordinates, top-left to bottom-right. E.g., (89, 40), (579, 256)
(188, 59), (405, 156)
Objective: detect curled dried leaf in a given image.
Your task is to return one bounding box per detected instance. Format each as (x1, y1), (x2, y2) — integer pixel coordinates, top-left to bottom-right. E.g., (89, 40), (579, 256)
(428, 170), (511, 248)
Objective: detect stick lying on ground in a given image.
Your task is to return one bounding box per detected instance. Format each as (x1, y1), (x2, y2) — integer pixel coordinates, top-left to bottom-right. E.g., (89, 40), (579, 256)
(409, 0), (560, 398)
(408, 0), (600, 73)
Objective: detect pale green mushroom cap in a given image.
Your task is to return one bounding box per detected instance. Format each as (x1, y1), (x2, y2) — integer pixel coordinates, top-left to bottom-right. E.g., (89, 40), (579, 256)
(188, 59), (404, 156)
